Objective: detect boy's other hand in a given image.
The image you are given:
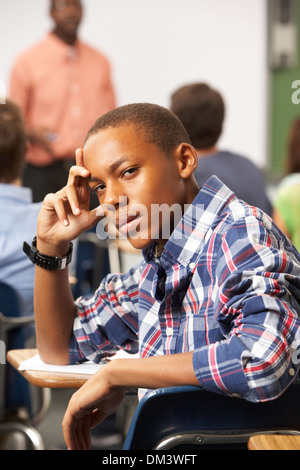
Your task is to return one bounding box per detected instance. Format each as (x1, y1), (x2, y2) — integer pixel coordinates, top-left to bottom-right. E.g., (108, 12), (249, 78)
(62, 365), (126, 450)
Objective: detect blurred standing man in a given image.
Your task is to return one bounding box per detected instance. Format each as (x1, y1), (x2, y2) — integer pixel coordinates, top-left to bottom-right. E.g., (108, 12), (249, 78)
(10, 0), (116, 202)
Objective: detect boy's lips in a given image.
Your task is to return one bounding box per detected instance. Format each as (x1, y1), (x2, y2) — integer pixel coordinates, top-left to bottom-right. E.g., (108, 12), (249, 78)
(116, 214), (141, 235)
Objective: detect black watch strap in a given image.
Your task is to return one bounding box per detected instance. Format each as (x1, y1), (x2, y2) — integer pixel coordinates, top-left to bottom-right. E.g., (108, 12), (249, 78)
(23, 237), (73, 270)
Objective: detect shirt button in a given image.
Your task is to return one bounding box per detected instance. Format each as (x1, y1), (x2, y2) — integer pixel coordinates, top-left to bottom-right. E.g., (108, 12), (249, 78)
(189, 262), (196, 269)
(166, 327), (173, 336)
(72, 106), (82, 117)
(70, 83), (79, 94)
(289, 368), (296, 376)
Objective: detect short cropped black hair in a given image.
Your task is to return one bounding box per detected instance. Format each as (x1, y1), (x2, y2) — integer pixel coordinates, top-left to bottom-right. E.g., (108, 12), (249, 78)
(0, 99), (26, 183)
(170, 83), (225, 149)
(85, 103), (191, 155)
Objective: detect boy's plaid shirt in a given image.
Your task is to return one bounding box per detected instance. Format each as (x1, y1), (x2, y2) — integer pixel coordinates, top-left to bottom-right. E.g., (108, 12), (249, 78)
(70, 176), (300, 402)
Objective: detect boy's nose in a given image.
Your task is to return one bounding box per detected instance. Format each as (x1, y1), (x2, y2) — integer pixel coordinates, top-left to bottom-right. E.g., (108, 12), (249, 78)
(102, 185), (126, 209)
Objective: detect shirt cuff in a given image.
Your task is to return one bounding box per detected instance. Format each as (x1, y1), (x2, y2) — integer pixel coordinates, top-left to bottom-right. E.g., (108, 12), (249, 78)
(192, 335), (257, 402)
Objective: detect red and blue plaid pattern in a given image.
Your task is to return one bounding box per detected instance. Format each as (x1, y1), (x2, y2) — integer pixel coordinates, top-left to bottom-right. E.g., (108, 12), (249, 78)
(70, 176), (300, 402)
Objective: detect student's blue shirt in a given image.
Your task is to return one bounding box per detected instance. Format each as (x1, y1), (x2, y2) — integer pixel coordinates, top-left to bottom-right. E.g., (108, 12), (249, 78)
(193, 150), (273, 216)
(0, 184), (42, 319)
(70, 176), (300, 403)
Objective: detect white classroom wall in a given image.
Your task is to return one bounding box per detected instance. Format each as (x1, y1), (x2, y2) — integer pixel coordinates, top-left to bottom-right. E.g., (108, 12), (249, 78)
(0, 0), (268, 168)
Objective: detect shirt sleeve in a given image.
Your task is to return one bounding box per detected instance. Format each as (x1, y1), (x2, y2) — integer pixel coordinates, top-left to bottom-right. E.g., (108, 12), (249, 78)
(192, 214), (300, 402)
(96, 55), (116, 114)
(9, 56), (32, 120)
(69, 263), (144, 364)
(274, 184), (295, 237)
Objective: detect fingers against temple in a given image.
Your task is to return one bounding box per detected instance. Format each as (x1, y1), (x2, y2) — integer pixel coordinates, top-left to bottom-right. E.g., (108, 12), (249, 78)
(75, 148), (84, 167)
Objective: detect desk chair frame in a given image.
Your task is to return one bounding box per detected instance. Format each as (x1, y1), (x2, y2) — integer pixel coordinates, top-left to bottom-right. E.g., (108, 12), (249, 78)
(0, 283), (50, 450)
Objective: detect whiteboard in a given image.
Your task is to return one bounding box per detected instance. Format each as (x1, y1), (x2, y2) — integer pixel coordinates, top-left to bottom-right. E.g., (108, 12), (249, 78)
(0, 0), (268, 167)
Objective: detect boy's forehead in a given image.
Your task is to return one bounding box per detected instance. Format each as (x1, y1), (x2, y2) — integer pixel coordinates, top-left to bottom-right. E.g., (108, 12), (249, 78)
(83, 124), (160, 162)
(85, 125), (137, 149)
(82, 125), (149, 172)
(86, 124), (144, 145)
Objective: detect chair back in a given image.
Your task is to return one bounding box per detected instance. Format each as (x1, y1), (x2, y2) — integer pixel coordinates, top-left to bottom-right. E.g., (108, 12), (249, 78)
(73, 233), (110, 298)
(123, 384), (300, 450)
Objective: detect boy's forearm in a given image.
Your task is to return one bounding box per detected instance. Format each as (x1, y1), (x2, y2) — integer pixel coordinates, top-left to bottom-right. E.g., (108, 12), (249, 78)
(105, 352), (199, 390)
(34, 254), (76, 365)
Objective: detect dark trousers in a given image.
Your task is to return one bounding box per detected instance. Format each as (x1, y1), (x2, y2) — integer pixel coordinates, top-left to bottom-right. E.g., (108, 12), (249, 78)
(22, 160), (74, 202)
(23, 160), (98, 209)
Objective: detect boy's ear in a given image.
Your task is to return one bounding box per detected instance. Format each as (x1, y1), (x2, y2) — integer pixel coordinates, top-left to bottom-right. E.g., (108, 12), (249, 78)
(175, 143), (198, 178)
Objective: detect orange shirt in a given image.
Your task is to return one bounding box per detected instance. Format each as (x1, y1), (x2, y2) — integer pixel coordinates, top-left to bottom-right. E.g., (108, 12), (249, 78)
(10, 33), (116, 165)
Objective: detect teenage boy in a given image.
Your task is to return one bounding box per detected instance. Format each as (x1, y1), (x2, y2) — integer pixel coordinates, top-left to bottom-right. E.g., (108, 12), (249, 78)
(29, 103), (300, 450)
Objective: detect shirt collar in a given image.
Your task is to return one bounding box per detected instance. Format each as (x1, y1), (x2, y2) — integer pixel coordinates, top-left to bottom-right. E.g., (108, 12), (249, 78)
(46, 32), (80, 60)
(0, 184), (33, 204)
(143, 175), (236, 269)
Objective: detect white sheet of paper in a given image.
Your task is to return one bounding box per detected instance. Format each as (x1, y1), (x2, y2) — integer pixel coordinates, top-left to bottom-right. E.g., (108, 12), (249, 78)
(18, 350), (139, 375)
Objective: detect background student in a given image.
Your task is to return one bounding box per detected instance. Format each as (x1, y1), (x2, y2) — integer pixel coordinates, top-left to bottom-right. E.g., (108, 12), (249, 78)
(170, 82), (273, 216)
(0, 99), (42, 331)
(0, 99), (78, 327)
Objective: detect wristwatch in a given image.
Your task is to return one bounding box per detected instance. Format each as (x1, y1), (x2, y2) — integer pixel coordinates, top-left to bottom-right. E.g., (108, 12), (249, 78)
(23, 237), (73, 270)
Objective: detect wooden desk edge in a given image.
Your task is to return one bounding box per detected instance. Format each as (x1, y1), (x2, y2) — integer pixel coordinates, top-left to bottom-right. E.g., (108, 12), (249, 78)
(7, 349), (90, 389)
(248, 434), (300, 450)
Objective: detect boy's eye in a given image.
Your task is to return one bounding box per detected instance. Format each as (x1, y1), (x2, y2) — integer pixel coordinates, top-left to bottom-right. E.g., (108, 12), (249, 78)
(91, 167), (138, 193)
(122, 167), (138, 178)
(93, 184), (106, 193)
